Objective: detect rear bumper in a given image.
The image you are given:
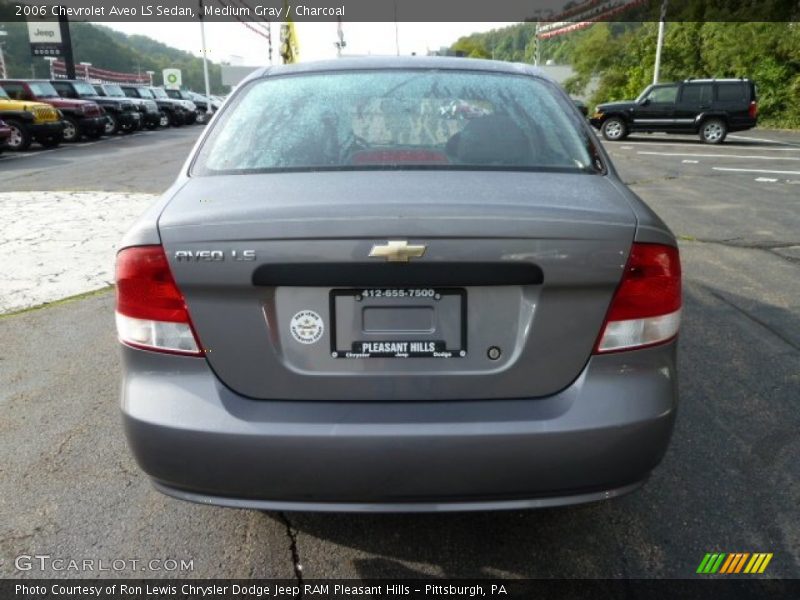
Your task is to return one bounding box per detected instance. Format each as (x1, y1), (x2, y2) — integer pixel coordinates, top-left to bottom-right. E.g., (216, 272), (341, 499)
(121, 342), (678, 512)
(728, 118), (758, 132)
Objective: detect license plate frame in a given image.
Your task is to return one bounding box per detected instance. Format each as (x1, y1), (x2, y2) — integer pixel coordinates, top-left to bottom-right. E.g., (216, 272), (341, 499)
(329, 287), (467, 359)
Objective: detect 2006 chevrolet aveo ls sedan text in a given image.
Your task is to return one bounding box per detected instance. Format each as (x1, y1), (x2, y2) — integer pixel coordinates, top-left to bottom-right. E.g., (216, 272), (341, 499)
(116, 57), (681, 512)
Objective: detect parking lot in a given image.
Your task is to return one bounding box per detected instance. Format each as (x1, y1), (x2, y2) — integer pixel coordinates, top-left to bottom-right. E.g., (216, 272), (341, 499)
(0, 128), (798, 579)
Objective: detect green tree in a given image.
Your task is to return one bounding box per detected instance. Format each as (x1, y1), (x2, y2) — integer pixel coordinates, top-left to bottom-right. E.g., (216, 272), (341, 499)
(451, 36), (490, 59)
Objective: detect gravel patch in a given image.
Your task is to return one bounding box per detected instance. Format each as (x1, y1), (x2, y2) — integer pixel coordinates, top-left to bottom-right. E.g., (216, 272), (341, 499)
(0, 191), (158, 314)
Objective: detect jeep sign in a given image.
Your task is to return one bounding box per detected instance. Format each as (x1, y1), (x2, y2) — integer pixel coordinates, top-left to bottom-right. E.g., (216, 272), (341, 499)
(163, 68), (182, 90)
(26, 17), (63, 57)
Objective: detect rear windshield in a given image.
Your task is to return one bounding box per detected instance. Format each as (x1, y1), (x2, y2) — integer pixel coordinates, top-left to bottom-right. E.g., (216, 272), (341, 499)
(193, 69), (598, 175)
(717, 82), (749, 102)
(151, 88), (169, 99)
(136, 88), (154, 98)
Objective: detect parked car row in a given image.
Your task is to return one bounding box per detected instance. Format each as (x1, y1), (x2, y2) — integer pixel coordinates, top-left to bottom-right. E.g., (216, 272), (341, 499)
(0, 79), (219, 152)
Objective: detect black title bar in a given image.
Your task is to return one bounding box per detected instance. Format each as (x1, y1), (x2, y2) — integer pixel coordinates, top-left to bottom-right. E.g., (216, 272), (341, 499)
(5, 578), (800, 600)
(2, 0), (799, 22)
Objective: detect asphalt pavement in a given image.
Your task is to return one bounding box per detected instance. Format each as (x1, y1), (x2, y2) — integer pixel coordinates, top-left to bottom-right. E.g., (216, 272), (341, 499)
(0, 127), (798, 580)
(0, 126), (199, 193)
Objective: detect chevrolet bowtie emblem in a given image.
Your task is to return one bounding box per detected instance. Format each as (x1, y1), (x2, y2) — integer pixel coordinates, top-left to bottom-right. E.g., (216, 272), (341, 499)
(368, 240), (427, 262)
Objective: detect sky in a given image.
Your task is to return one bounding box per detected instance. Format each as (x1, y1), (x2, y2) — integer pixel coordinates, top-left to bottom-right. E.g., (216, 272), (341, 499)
(102, 22), (516, 65)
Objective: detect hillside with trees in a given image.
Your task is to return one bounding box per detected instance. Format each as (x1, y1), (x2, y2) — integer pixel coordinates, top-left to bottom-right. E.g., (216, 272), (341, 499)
(451, 22), (800, 128)
(0, 16), (225, 93)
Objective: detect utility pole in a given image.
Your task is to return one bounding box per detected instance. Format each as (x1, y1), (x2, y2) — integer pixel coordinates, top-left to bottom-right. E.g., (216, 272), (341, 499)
(335, 17), (346, 57)
(653, 0), (668, 84)
(58, 13), (76, 79)
(267, 21), (273, 64)
(198, 0), (212, 109)
(0, 29), (7, 79)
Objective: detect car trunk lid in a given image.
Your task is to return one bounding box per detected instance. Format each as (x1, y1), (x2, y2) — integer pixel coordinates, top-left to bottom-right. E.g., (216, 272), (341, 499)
(158, 170), (636, 401)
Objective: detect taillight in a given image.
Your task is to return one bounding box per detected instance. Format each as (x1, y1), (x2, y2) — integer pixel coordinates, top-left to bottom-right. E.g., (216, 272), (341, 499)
(749, 101), (758, 119)
(594, 243), (681, 353)
(115, 245), (202, 356)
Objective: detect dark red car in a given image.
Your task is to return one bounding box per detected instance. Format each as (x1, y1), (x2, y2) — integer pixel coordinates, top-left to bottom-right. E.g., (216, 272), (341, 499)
(0, 79), (107, 143)
(0, 118), (11, 155)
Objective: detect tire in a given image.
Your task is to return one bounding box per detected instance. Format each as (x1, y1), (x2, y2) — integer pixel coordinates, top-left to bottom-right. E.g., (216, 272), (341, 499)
(699, 118), (727, 144)
(158, 112), (170, 128)
(62, 116), (80, 143)
(38, 134), (62, 148)
(601, 117), (628, 141)
(104, 114), (119, 135)
(4, 119), (32, 151)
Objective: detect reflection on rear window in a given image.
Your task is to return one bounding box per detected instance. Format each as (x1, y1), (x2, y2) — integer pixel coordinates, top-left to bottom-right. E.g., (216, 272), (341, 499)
(194, 69), (596, 174)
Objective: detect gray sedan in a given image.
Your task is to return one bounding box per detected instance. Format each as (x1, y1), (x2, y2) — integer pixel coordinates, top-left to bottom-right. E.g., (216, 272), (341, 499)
(116, 57), (682, 512)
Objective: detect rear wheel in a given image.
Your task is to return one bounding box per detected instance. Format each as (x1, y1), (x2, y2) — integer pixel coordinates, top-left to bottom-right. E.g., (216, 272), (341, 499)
(601, 117), (628, 141)
(62, 116), (80, 143)
(699, 118), (727, 144)
(4, 119), (32, 151)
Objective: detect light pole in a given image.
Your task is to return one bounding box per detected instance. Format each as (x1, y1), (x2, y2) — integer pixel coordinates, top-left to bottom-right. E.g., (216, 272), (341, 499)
(146, 70), (154, 86)
(393, 2), (400, 56)
(80, 61), (92, 80)
(653, 0), (668, 84)
(44, 56), (57, 79)
(198, 0), (212, 114)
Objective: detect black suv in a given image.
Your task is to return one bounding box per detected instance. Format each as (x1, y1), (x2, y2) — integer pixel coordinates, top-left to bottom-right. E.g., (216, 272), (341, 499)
(149, 87), (195, 126)
(105, 84), (162, 129)
(51, 79), (140, 135)
(590, 78), (758, 144)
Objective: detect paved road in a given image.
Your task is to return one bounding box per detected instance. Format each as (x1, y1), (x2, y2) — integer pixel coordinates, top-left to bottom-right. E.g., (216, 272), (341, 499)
(0, 127), (200, 193)
(0, 128), (798, 580)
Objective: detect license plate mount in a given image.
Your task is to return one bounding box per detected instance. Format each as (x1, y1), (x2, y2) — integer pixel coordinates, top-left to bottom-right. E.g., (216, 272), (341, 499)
(330, 288), (466, 359)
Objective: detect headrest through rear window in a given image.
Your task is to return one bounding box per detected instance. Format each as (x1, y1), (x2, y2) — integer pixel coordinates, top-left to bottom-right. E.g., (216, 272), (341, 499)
(448, 114), (532, 166)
